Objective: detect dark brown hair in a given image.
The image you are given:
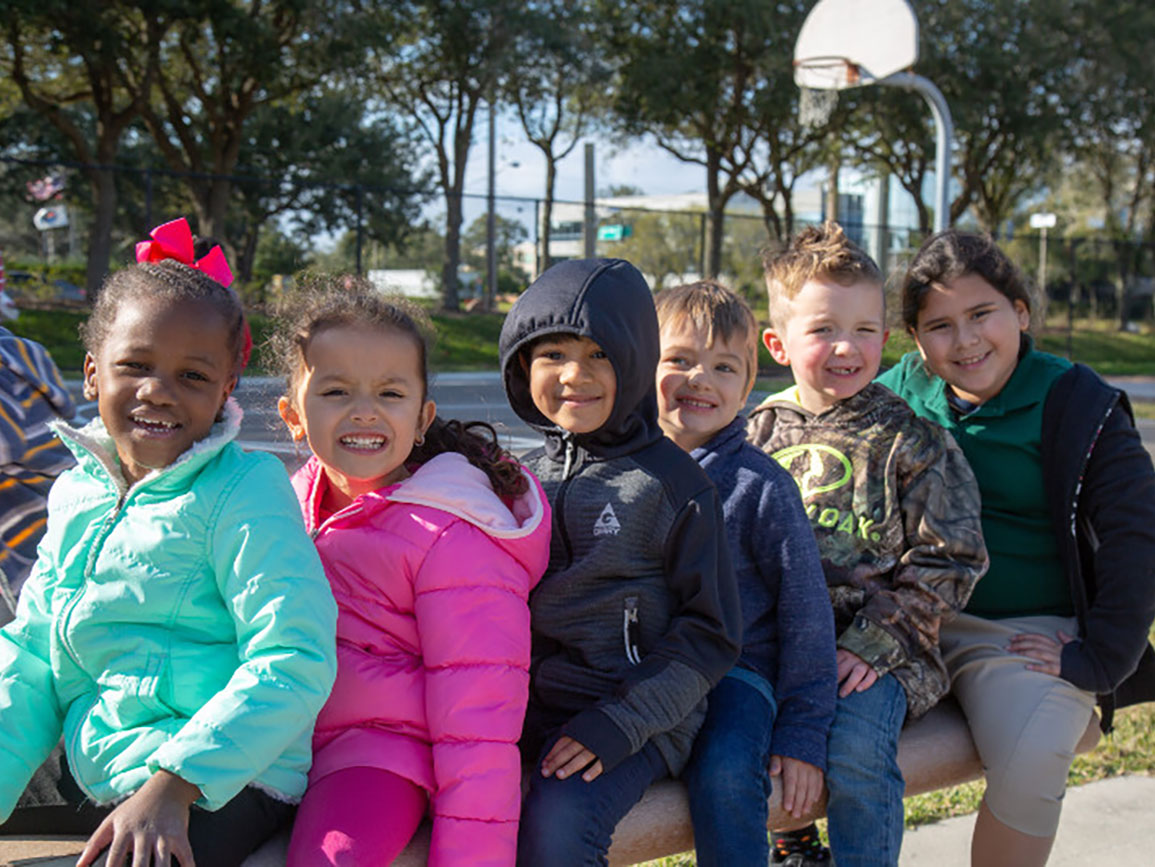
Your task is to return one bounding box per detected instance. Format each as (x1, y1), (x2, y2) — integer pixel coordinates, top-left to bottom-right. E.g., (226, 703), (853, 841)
(80, 261), (246, 373)
(900, 230), (1033, 332)
(270, 274), (527, 498)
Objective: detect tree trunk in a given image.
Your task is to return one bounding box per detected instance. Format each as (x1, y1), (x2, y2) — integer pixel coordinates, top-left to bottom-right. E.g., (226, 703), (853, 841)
(825, 152), (840, 222)
(83, 165), (118, 300)
(542, 158), (557, 273)
(704, 150), (725, 279)
(441, 190), (462, 311)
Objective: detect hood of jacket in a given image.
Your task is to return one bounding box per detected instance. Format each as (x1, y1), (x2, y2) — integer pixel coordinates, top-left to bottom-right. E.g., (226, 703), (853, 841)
(294, 450), (550, 582)
(498, 258), (663, 460)
(749, 381), (900, 431)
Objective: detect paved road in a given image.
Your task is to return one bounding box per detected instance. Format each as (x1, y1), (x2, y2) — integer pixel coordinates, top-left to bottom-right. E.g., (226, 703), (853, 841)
(69, 372), (1155, 463)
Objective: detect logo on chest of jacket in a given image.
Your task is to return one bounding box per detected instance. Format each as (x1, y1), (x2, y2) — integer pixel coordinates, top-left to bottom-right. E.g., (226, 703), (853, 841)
(594, 502), (621, 537)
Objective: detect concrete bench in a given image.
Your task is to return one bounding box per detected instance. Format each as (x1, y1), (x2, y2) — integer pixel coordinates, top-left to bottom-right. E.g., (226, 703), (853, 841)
(0, 698), (1100, 867)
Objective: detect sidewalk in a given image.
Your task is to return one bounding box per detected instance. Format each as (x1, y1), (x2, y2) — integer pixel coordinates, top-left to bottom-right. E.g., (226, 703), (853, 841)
(899, 774), (1155, 865)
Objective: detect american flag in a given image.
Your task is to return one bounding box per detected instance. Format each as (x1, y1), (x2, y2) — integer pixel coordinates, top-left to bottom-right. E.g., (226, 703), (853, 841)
(26, 174), (65, 202)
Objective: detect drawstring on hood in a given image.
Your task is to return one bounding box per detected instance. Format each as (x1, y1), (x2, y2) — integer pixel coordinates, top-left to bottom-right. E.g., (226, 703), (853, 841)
(499, 258), (663, 461)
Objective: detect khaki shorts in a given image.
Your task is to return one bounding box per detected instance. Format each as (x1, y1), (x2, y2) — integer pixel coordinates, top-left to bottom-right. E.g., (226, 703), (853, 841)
(940, 613), (1098, 837)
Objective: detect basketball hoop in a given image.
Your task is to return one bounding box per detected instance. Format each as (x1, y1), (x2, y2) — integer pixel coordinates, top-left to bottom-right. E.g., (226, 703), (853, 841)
(795, 56), (858, 128)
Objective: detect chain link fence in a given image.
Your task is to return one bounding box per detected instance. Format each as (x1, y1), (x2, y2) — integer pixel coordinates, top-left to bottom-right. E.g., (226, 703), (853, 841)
(3, 157), (1154, 327)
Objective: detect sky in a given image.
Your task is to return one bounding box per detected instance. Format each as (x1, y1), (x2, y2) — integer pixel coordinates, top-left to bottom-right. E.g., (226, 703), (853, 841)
(454, 115), (708, 232)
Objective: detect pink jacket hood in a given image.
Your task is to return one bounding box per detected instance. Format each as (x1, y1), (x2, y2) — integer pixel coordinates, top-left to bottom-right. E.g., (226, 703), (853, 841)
(291, 451), (550, 867)
(294, 451), (549, 582)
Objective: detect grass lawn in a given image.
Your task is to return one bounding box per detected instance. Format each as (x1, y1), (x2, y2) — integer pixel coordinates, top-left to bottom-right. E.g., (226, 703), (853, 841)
(4, 306), (509, 376)
(9, 304), (1155, 379)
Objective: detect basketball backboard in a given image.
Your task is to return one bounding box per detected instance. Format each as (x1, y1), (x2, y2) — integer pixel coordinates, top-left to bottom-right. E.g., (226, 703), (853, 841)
(794, 0), (919, 90)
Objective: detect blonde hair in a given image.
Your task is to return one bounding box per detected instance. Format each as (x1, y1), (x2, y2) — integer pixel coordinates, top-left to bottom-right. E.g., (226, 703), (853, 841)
(762, 221), (883, 330)
(654, 280), (759, 388)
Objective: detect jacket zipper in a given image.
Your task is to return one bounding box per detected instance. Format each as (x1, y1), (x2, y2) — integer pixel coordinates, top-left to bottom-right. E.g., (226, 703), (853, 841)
(59, 489), (130, 802)
(622, 596), (642, 665)
(311, 502), (364, 539)
(554, 435), (579, 566)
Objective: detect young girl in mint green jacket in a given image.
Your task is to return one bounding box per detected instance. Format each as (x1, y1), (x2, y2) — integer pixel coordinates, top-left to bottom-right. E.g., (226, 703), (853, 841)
(0, 220), (337, 867)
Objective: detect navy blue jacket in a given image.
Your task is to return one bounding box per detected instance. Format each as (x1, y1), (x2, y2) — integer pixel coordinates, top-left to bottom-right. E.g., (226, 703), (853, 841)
(1042, 364), (1155, 730)
(693, 417), (837, 770)
(499, 258), (741, 775)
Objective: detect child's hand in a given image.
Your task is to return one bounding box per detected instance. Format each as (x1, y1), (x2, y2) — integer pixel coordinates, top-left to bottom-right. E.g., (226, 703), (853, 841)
(76, 769), (201, 867)
(1008, 629), (1074, 677)
(541, 735), (604, 782)
(769, 755), (824, 819)
(835, 649), (879, 697)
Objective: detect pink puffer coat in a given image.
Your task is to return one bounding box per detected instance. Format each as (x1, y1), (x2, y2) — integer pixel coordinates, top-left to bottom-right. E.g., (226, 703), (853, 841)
(291, 451), (551, 866)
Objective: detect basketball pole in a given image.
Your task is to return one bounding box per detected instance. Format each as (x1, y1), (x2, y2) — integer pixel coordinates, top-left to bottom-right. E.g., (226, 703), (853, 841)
(877, 72), (953, 233)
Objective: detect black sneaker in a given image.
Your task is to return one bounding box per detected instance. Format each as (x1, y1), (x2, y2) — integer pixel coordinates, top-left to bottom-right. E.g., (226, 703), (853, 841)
(771, 824), (832, 866)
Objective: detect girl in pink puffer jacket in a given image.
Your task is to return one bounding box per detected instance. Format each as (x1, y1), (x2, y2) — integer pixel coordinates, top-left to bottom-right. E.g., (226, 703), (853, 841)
(274, 280), (551, 867)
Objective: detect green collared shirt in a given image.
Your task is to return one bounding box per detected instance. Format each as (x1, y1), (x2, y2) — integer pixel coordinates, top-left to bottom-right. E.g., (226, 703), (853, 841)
(878, 339), (1073, 618)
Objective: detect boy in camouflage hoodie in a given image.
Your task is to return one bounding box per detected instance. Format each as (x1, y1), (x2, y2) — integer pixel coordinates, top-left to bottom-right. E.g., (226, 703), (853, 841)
(748, 222), (987, 867)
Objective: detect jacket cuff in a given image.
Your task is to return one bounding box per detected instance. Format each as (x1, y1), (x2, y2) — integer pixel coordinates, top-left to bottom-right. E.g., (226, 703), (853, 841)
(563, 708), (633, 773)
(1060, 640), (1103, 694)
(769, 722), (829, 772)
(837, 615), (907, 675)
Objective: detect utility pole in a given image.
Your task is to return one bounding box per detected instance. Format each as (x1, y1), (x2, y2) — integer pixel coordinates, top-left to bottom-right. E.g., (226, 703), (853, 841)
(583, 143), (596, 258)
(486, 101), (497, 311)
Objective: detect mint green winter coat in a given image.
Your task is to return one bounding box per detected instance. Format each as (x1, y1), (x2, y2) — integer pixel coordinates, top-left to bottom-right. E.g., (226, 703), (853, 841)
(0, 400), (337, 819)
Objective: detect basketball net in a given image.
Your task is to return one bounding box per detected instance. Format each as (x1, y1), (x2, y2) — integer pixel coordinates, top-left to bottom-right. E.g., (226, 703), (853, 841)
(799, 87), (840, 129)
(795, 57), (858, 129)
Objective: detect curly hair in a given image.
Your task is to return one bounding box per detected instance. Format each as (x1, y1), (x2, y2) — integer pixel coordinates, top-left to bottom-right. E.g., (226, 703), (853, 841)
(269, 274), (527, 499)
(80, 260), (246, 373)
(761, 221), (883, 330)
(654, 280), (759, 389)
(900, 229), (1035, 332)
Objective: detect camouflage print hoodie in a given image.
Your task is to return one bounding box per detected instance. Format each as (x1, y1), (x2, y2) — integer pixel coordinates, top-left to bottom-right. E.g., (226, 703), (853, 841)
(747, 382), (988, 718)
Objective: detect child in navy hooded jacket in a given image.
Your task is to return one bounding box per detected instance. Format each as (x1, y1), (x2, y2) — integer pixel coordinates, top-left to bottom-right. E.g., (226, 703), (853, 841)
(499, 258), (741, 865)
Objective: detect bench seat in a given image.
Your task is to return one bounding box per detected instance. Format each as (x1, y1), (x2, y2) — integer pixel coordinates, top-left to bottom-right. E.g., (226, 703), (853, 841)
(0, 698), (1100, 867)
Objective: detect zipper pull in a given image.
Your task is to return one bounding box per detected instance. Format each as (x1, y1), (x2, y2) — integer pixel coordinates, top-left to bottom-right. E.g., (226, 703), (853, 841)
(622, 596), (641, 665)
(563, 435), (577, 479)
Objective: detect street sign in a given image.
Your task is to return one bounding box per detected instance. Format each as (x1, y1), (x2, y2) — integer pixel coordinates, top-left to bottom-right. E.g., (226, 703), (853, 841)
(596, 224), (631, 241)
(1029, 212), (1057, 229)
(33, 206), (69, 231)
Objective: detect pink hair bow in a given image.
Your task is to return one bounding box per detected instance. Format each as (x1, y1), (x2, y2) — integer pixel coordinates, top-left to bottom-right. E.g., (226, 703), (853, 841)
(135, 217), (252, 369)
(135, 217), (234, 287)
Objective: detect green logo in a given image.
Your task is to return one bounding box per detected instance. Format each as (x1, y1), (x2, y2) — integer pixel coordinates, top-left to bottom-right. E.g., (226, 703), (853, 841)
(771, 444), (853, 500)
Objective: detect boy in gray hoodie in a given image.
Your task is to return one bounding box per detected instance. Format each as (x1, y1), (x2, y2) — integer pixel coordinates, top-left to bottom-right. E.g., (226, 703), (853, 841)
(500, 258), (741, 866)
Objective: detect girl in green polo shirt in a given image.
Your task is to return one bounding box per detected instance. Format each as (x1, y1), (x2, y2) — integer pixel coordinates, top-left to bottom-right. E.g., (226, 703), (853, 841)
(878, 230), (1155, 867)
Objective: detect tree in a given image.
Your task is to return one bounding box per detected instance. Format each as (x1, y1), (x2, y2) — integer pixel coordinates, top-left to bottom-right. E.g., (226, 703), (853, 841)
(507, 0), (608, 273)
(846, 0), (1071, 233)
(376, 0), (527, 311)
(2, 0), (150, 293)
(1062, 0), (1155, 327)
(227, 90), (433, 283)
(462, 212), (528, 282)
(129, 0), (355, 246)
(606, 0), (809, 276)
(613, 210), (701, 290)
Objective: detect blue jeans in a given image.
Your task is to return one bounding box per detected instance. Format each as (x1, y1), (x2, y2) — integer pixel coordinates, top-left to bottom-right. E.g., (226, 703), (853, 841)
(825, 672), (907, 867)
(517, 735), (668, 866)
(683, 670), (778, 867)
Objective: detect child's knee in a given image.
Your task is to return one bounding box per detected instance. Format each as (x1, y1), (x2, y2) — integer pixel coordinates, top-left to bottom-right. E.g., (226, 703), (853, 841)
(518, 782), (607, 864)
(983, 745), (1073, 837)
